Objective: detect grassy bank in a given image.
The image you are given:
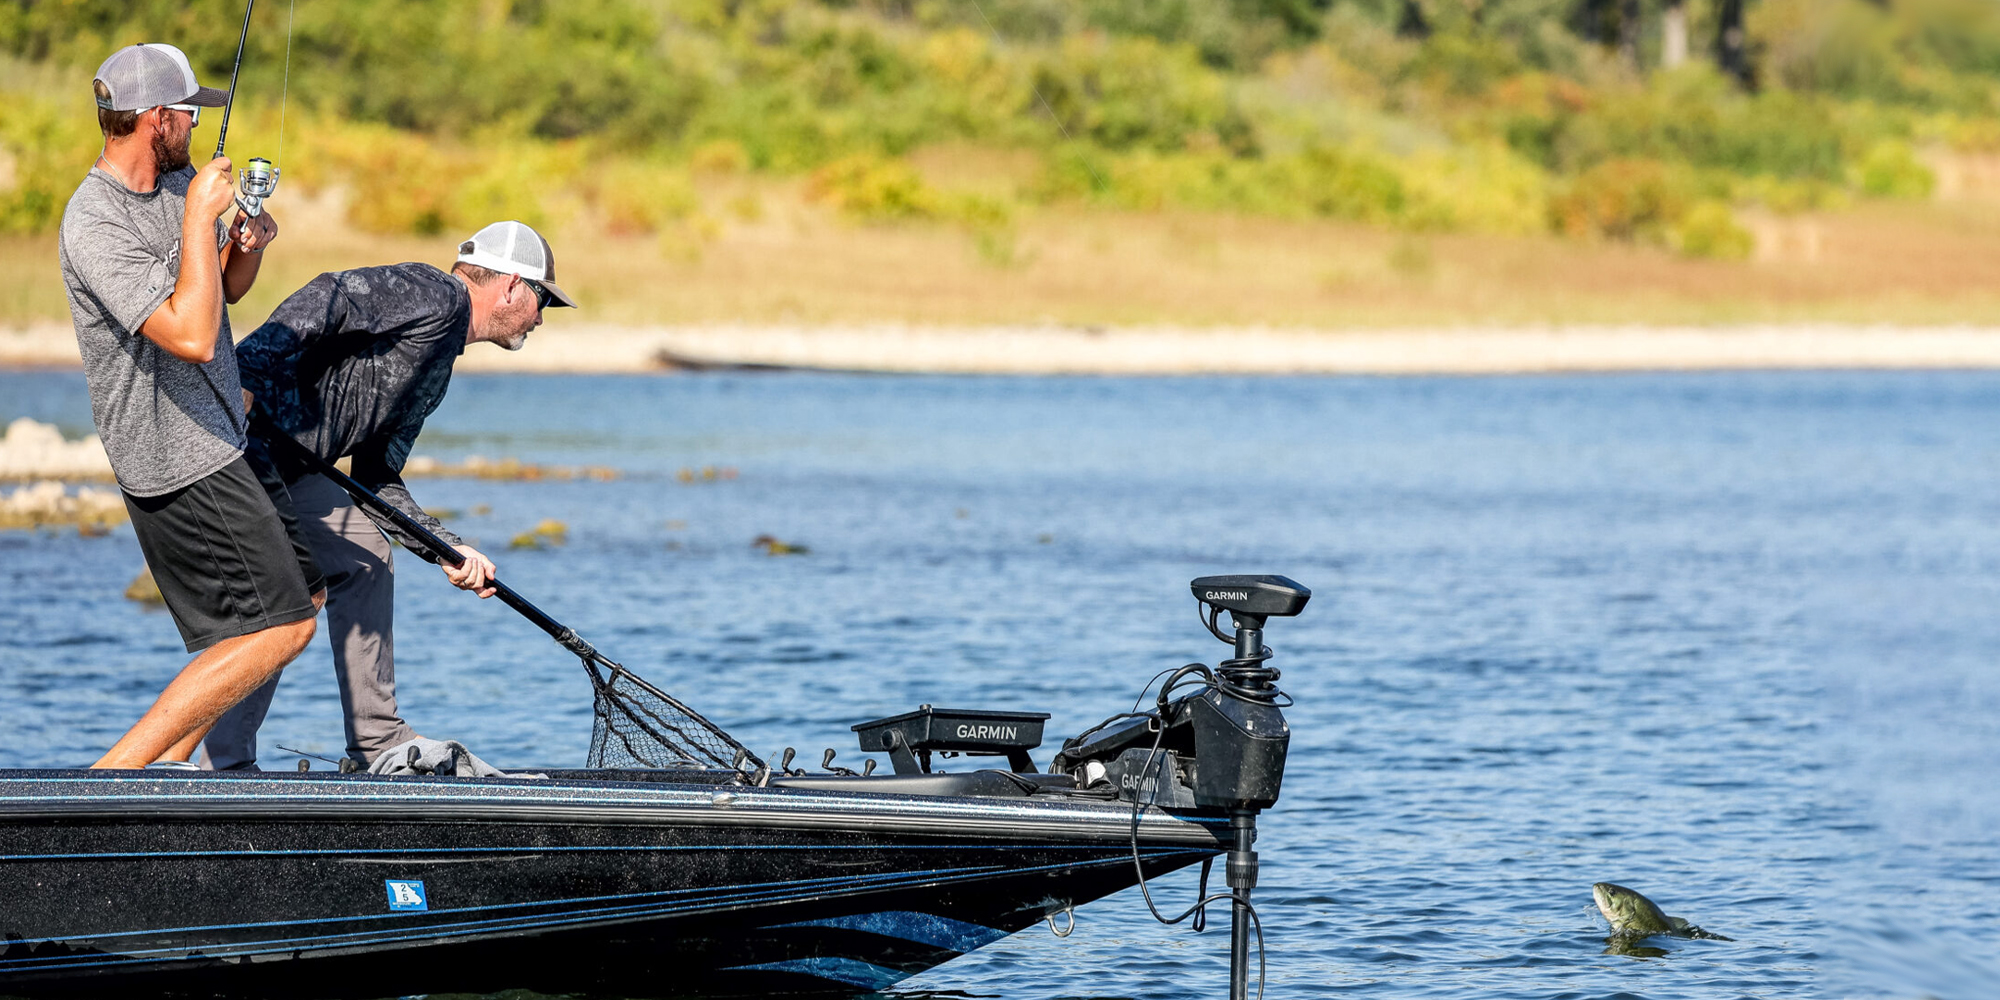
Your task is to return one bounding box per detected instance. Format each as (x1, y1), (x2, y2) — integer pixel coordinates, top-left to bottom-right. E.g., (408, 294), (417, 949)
(4, 0), (2000, 329)
(9, 175), (2000, 331)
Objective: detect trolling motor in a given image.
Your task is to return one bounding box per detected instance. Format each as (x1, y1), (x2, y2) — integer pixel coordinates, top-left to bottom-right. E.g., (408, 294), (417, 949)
(1191, 575), (1304, 1000)
(840, 576), (1307, 999)
(1050, 574), (1307, 1000)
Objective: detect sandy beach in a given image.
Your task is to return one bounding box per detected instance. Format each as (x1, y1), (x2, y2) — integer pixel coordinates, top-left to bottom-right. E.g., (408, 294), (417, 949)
(8, 321), (2000, 375)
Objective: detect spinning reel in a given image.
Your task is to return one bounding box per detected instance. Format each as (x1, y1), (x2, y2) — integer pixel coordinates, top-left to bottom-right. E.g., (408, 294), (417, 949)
(235, 157), (280, 218)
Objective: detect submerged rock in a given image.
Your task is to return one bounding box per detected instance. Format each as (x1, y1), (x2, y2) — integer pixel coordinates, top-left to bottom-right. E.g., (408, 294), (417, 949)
(404, 454), (618, 482)
(752, 533), (809, 556)
(1, 480), (127, 532)
(676, 465), (738, 483)
(124, 566), (163, 605)
(509, 519), (570, 550)
(0, 418), (114, 481)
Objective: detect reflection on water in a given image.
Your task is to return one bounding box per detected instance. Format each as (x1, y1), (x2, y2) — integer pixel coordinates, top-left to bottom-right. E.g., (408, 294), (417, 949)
(3, 370), (1998, 1000)
(1602, 938), (1672, 959)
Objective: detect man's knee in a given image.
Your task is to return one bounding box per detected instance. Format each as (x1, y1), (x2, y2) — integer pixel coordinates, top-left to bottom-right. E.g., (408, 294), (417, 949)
(272, 613), (317, 657)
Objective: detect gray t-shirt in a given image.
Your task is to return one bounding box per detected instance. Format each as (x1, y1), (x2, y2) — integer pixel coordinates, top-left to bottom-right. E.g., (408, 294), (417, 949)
(58, 165), (244, 497)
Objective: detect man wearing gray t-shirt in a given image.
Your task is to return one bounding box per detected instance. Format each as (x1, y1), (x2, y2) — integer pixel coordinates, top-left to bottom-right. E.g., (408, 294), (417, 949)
(58, 43), (322, 770)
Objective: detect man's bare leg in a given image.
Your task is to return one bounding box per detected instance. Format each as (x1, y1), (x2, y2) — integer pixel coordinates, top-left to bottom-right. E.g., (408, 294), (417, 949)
(94, 615), (317, 769)
(161, 723), (218, 765)
(163, 590), (325, 766)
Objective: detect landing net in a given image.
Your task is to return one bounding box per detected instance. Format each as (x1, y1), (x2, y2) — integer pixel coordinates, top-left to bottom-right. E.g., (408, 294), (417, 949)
(581, 654), (761, 770)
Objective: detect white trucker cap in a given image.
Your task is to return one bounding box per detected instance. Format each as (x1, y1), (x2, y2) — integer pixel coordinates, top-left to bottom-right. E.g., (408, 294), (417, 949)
(456, 221), (577, 308)
(93, 44), (228, 112)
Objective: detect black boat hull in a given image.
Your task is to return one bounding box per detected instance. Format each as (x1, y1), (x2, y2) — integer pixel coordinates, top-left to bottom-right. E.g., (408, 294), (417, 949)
(0, 769), (1223, 998)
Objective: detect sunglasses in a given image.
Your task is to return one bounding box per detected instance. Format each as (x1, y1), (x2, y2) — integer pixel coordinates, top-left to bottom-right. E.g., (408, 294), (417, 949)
(161, 103), (201, 126)
(522, 278), (555, 312)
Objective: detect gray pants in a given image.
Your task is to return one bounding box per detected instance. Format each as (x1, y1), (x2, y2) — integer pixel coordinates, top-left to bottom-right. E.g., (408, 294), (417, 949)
(202, 473), (418, 770)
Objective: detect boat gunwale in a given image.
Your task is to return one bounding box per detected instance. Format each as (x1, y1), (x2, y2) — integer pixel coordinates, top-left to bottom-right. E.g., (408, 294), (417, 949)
(0, 770), (1228, 846)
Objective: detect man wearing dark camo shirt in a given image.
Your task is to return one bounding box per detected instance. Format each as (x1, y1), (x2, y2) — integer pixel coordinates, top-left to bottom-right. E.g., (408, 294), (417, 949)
(207, 221), (576, 771)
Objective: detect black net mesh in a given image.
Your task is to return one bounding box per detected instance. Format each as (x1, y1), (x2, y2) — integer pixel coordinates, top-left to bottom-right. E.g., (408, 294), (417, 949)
(583, 656), (761, 770)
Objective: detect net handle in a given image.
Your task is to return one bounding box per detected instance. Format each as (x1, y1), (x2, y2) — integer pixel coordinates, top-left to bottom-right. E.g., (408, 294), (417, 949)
(269, 434), (590, 653)
(271, 435), (761, 769)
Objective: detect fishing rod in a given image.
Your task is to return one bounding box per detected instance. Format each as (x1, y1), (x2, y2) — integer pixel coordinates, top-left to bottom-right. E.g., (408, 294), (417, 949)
(213, 0), (292, 226)
(213, 0), (254, 161)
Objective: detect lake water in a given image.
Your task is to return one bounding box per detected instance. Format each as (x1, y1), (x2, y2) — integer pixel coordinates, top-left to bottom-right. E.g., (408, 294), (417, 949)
(2, 369), (1996, 1000)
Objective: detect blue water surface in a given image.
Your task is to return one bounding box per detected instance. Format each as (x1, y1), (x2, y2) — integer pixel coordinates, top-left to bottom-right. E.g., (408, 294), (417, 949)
(2, 369), (1995, 999)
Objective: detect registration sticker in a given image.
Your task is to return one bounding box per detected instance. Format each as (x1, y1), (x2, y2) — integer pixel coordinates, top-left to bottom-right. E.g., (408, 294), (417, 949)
(385, 879), (429, 911)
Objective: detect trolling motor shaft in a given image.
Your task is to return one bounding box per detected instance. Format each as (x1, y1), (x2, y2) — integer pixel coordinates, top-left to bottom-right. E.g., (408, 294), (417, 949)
(1228, 809), (1259, 1000)
(1188, 574), (1309, 1000)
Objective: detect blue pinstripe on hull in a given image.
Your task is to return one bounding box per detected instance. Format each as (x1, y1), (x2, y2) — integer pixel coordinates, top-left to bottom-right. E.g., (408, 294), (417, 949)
(0, 851), (1208, 975)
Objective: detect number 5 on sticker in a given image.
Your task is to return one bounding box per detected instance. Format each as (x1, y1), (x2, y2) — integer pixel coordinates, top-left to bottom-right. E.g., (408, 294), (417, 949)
(385, 879), (428, 911)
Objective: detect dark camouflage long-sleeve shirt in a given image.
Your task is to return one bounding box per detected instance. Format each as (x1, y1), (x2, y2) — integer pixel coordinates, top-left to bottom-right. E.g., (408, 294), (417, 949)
(237, 263), (471, 559)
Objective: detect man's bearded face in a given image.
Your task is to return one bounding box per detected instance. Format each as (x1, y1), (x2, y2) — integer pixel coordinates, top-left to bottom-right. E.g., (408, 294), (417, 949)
(151, 108), (192, 174)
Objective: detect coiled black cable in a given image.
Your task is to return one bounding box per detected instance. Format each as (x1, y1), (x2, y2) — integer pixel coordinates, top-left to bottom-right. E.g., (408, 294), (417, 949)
(1201, 601), (1294, 708)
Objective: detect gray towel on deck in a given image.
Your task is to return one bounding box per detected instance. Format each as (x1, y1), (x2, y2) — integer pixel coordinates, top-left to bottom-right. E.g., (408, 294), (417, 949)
(369, 738), (516, 778)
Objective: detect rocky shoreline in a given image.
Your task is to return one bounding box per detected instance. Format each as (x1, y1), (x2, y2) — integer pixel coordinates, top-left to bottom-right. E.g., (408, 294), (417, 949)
(12, 322), (2000, 375)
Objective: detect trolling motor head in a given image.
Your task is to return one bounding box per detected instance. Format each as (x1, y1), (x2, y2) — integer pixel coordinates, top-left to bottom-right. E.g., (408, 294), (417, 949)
(235, 157), (279, 218)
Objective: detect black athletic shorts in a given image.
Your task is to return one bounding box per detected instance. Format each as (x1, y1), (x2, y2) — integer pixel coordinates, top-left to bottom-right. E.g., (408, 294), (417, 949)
(123, 454), (324, 653)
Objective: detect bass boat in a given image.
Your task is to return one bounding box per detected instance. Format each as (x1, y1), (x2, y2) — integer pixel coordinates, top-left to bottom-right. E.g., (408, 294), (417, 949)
(1, 446), (1310, 1000)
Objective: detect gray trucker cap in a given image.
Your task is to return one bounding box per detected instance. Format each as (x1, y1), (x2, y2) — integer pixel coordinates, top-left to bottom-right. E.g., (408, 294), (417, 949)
(456, 221), (577, 308)
(93, 44), (228, 112)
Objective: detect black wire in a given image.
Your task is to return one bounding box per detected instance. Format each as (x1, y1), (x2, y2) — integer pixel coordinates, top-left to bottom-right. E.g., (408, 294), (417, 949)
(1127, 718), (1231, 926)
(1192, 857), (1211, 932)
(1246, 897), (1267, 1000)
(1067, 710), (1152, 750)
(1124, 666), (1269, 1000)
(1130, 665), (1180, 713)
(1062, 663), (1210, 763)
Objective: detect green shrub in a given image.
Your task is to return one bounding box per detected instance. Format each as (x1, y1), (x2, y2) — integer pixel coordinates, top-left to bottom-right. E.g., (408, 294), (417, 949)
(1751, 0), (1900, 99)
(1902, 0), (2000, 77)
(808, 154), (941, 220)
(1549, 158), (1691, 241)
(591, 161), (698, 236)
(3, 0), (1996, 257)
(0, 92), (97, 235)
(1855, 139), (1937, 199)
(805, 152), (1019, 264)
(1672, 200), (1755, 259)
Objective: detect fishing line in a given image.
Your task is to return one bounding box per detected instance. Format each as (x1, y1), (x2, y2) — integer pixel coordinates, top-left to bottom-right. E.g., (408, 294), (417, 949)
(276, 0), (297, 165)
(275, 744), (341, 765)
(962, 0), (1110, 195)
